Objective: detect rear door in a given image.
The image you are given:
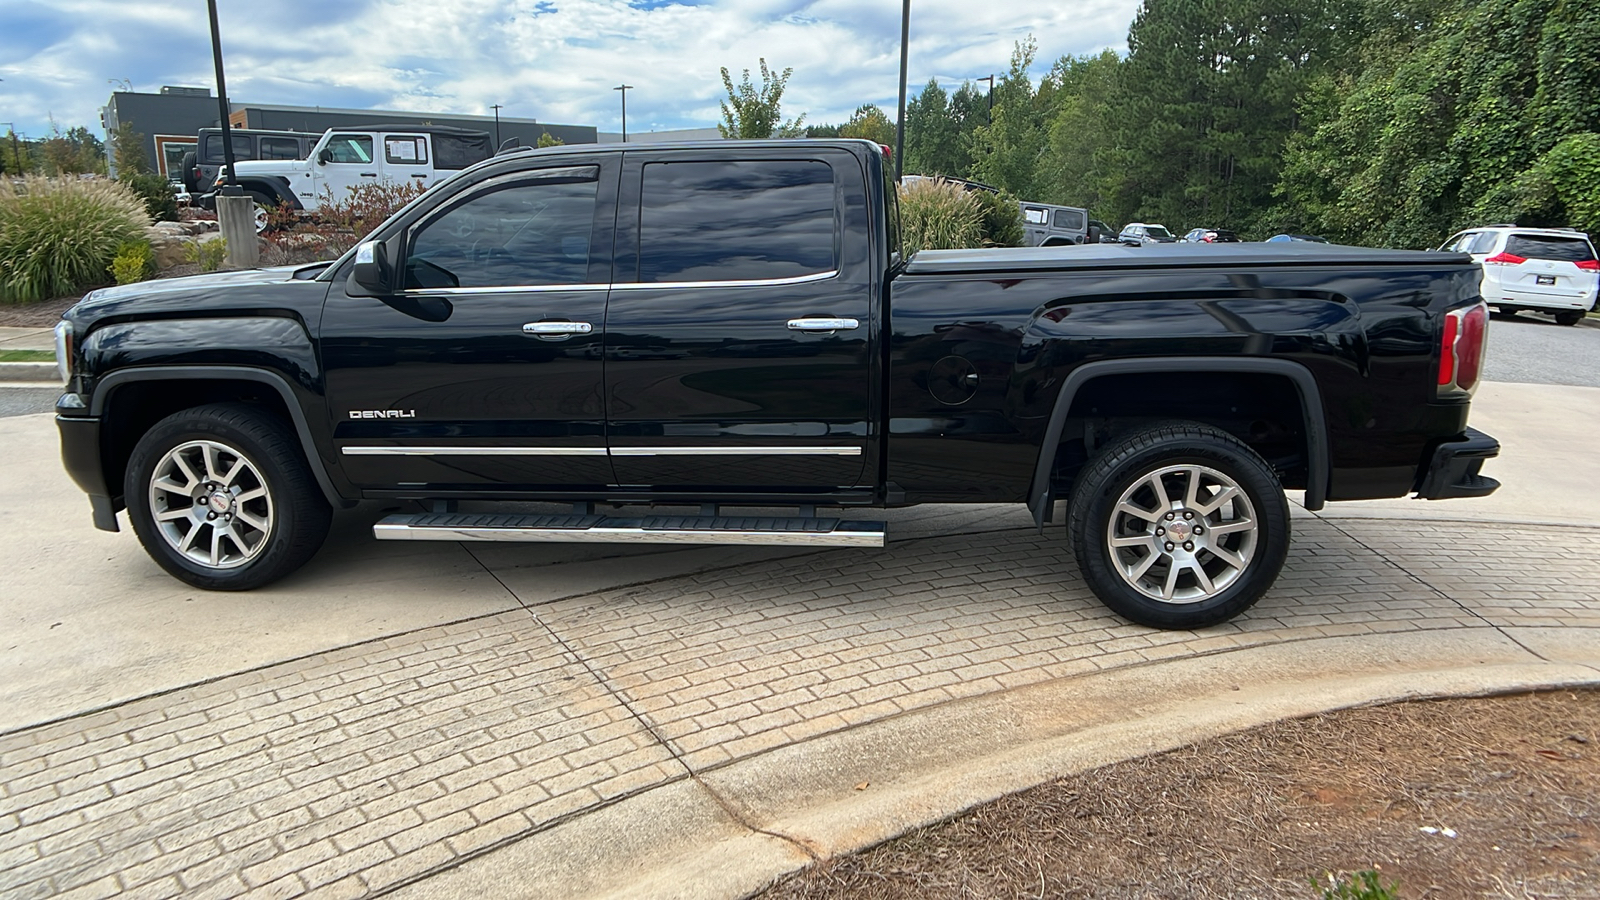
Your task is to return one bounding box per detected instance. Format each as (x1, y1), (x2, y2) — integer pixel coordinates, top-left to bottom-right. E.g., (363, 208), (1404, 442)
(604, 149), (874, 492)
(1502, 233), (1599, 301)
(1022, 205), (1050, 246)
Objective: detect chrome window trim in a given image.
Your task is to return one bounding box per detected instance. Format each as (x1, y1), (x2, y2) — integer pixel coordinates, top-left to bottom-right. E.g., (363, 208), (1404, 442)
(610, 446), (861, 457)
(404, 283), (611, 296)
(609, 270), (839, 291)
(342, 446), (608, 457)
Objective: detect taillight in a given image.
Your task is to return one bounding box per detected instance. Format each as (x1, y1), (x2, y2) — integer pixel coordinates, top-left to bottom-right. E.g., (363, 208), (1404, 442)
(1577, 259), (1600, 272)
(1483, 252), (1525, 266)
(1439, 302), (1488, 394)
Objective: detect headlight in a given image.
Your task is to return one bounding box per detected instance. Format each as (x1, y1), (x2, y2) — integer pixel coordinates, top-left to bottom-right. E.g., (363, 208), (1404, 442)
(54, 320), (73, 384)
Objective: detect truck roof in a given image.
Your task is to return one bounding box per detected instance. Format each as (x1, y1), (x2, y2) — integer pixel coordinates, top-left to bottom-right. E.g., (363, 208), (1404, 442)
(905, 242), (1472, 274)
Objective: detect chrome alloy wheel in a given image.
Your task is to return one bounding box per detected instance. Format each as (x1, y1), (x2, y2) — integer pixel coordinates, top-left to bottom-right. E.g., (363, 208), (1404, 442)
(1105, 463), (1258, 604)
(147, 440), (274, 569)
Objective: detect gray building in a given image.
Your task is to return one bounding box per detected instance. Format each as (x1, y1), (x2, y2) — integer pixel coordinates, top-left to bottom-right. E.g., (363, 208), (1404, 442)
(102, 88), (596, 179)
(595, 126), (723, 144)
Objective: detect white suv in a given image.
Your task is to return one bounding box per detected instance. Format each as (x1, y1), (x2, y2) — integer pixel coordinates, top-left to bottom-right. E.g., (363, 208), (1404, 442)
(1438, 226), (1599, 326)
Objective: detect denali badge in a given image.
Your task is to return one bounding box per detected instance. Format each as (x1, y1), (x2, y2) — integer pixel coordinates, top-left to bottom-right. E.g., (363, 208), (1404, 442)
(349, 410), (417, 419)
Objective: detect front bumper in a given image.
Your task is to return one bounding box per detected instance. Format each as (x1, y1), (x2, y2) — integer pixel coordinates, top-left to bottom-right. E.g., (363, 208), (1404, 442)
(57, 414), (121, 531)
(1415, 427), (1500, 500)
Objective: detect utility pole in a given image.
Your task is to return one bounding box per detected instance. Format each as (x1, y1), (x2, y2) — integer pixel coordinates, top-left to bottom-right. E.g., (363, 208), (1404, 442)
(490, 104), (503, 149)
(207, 0), (238, 193)
(979, 74), (994, 125)
(0, 122), (20, 175)
(613, 85), (632, 143)
(207, 0), (257, 267)
(894, 0), (910, 181)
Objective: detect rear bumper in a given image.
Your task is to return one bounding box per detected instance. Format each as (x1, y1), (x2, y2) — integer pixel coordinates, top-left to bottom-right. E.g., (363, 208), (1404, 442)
(1415, 427), (1500, 500)
(1485, 284), (1595, 311)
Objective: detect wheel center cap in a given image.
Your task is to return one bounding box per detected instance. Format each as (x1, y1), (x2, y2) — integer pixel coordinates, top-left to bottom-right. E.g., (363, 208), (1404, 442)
(208, 492), (232, 514)
(1167, 520), (1192, 542)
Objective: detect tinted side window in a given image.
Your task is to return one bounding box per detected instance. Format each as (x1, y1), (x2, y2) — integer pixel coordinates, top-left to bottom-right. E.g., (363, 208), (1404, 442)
(259, 138), (301, 160)
(1023, 207), (1048, 225)
(385, 136), (428, 165)
(1506, 234), (1596, 262)
(325, 135), (373, 164)
(204, 134), (254, 161)
(405, 170), (598, 289)
(638, 160), (836, 283)
(1053, 209), (1084, 230)
(1467, 232), (1499, 254)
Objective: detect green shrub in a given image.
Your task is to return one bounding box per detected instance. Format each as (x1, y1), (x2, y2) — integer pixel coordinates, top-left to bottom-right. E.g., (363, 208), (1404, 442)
(110, 241), (154, 284)
(0, 176), (151, 304)
(120, 173), (178, 222)
(1314, 870), (1398, 900)
(970, 187), (1025, 247)
(897, 178), (985, 254)
(185, 237), (227, 273)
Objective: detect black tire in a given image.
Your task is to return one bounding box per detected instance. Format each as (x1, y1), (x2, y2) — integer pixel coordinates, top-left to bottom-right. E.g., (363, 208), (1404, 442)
(125, 403), (331, 591)
(1066, 422), (1290, 629)
(1554, 310), (1584, 326)
(178, 151), (199, 195)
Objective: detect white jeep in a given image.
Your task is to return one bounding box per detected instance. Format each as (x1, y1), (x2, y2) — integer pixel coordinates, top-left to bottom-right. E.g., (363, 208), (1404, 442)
(215, 124), (492, 230)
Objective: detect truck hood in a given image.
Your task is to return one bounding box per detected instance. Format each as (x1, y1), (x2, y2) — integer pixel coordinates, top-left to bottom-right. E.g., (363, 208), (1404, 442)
(230, 159), (311, 177)
(65, 265), (331, 327)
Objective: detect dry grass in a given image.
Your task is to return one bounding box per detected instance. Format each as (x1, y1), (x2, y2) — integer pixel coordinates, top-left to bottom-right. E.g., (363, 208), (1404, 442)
(758, 690), (1600, 900)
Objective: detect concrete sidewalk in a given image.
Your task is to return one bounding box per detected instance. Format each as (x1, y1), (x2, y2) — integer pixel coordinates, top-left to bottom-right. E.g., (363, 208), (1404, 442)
(0, 381), (1596, 899)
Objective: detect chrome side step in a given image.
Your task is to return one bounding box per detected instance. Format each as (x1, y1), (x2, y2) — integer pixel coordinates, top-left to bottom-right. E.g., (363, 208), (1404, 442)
(372, 512), (886, 547)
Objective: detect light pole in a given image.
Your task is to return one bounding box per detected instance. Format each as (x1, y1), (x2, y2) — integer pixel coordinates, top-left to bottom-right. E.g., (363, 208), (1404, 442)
(894, 0), (909, 181)
(490, 104), (503, 149)
(207, 0), (239, 193)
(978, 74), (994, 125)
(613, 85), (633, 143)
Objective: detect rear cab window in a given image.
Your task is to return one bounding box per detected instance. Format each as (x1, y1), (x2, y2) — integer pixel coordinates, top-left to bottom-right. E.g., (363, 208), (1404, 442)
(259, 137), (302, 160)
(637, 159), (838, 283)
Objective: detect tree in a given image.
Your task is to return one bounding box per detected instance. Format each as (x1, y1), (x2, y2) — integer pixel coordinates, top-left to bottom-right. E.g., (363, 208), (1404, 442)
(968, 36), (1051, 199)
(39, 123), (105, 175)
(838, 104), (895, 146)
(0, 131), (30, 175)
(536, 131), (564, 148)
(905, 79), (960, 177)
(718, 59), (806, 139)
(109, 121), (150, 176)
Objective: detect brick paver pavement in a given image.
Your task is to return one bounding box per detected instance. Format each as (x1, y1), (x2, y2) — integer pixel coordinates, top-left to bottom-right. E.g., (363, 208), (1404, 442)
(2, 514), (1596, 897)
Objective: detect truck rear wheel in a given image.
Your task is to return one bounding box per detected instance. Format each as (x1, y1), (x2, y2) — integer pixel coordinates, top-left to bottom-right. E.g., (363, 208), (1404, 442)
(125, 403), (331, 591)
(1554, 310), (1584, 326)
(1066, 423), (1289, 629)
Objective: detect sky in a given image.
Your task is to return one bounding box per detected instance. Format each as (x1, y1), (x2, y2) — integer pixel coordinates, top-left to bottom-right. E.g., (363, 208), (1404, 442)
(0, 0), (1141, 140)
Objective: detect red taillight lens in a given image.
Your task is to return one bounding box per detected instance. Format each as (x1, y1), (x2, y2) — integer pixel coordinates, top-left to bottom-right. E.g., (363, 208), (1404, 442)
(1455, 304), (1487, 390)
(1483, 252), (1526, 266)
(1576, 259), (1600, 272)
(1437, 312), (1459, 386)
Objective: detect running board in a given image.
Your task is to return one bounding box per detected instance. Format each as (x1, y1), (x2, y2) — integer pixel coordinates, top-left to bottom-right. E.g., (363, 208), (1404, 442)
(372, 512), (886, 547)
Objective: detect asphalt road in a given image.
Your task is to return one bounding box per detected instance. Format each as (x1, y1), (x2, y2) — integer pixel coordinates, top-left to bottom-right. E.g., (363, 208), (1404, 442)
(0, 309), (1592, 418)
(1482, 311), (1600, 387)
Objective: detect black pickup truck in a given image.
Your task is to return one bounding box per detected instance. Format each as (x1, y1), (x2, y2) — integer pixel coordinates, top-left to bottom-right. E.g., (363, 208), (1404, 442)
(53, 139), (1499, 628)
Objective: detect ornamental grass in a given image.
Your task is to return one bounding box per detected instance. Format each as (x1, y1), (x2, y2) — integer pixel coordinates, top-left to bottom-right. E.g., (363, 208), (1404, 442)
(0, 176), (151, 304)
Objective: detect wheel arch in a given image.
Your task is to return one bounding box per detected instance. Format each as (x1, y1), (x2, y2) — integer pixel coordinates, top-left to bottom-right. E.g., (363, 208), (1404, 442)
(1026, 357), (1329, 528)
(91, 367), (344, 509)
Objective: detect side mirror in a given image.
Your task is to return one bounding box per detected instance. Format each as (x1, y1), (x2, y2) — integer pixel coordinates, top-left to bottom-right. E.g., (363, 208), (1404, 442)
(316, 148), (332, 165)
(348, 240), (395, 296)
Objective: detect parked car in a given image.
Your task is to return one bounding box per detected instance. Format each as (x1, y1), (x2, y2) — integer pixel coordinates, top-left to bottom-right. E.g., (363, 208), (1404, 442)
(55, 139), (1500, 630)
(210, 124), (492, 231)
(1088, 219), (1118, 243)
(180, 128), (315, 196)
(1437, 225), (1599, 325)
(1183, 228), (1241, 243)
(1265, 234), (1330, 243)
(1022, 202), (1092, 246)
(1118, 223), (1178, 245)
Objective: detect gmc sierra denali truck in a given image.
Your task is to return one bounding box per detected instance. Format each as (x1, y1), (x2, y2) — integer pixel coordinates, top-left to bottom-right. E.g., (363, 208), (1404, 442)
(54, 139), (1500, 629)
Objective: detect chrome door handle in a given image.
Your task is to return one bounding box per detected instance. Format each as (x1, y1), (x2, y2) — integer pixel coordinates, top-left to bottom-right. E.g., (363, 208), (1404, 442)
(523, 321), (593, 339)
(786, 317), (860, 332)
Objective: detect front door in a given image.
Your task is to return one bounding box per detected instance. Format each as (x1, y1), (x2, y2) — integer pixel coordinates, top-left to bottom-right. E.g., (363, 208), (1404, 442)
(321, 160), (618, 492)
(380, 133), (434, 191)
(604, 151), (873, 492)
(314, 132), (379, 206)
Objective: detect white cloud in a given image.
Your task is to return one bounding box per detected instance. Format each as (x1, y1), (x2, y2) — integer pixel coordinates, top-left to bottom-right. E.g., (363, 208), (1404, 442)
(0, 0), (1140, 139)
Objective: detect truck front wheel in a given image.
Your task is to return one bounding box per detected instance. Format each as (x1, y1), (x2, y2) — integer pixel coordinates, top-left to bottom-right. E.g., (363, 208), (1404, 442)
(125, 404), (331, 591)
(1066, 423), (1289, 629)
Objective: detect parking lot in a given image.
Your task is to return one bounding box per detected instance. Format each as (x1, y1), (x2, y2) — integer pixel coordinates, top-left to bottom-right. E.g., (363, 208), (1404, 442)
(2, 329), (1600, 898)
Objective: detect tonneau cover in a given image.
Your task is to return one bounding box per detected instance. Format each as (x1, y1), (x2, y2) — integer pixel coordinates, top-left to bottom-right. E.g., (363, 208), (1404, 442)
(903, 242), (1471, 275)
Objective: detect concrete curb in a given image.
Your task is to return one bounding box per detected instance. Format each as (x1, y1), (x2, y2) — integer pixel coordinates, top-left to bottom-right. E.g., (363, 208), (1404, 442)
(397, 626), (1600, 900)
(0, 361), (59, 383)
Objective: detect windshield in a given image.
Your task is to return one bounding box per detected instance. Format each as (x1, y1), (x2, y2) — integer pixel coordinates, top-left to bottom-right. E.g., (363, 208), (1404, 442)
(1146, 226), (1173, 239)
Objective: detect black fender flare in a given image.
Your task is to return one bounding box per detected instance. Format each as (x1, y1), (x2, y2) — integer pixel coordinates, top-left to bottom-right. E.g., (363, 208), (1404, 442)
(91, 366), (344, 507)
(1026, 357), (1329, 529)
(237, 177), (303, 211)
